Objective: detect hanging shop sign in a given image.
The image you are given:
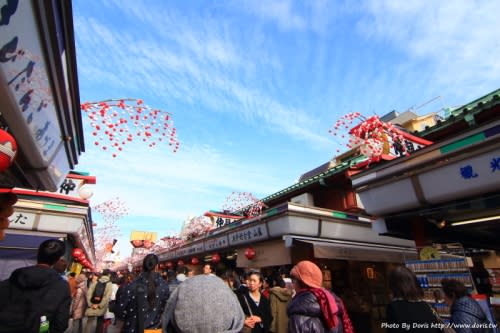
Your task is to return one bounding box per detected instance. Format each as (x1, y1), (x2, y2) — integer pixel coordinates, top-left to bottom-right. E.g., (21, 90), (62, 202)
(228, 224), (268, 246)
(159, 250), (176, 261)
(0, 0), (79, 191)
(204, 235), (229, 251)
(130, 231), (157, 248)
(204, 211), (242, 228)
(177, 241), (205, 257)
(236, 240), (291, 268)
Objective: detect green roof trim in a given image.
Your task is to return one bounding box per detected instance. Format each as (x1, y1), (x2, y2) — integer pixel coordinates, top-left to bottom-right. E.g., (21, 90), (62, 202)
(420, 88), (500, 136)
(261, 158), (353, 204)
(440, 132), (485, 154)
(332, 211), (347, 219)
(43, 203), (66, 211)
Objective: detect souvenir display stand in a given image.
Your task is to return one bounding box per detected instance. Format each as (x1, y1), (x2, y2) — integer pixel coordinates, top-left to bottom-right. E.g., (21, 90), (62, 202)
(405, 244), (475, 322)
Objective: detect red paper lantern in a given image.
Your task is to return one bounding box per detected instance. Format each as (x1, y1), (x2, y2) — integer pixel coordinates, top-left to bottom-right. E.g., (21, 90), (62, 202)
(76, 253), (86, 262)
(159, 263), (165, 269)
(177, 260), (184, 266)
(0, 129), (17, 172)
(72, 248), (84, 259)
(211, 253), (221, 264)
(166, 262), (173, 269)
(244, 247), (256, 260)
(131, 240), (143, 248)
(191, 257), (199, 265)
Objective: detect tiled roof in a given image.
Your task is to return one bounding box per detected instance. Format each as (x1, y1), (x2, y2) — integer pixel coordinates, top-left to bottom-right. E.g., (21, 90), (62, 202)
(418, 88), (500, 137)
(262, 88), (499, 206)
(261, 155), (366, 204)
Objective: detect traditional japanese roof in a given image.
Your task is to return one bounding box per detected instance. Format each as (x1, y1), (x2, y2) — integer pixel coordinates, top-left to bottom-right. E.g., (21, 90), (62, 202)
(419, 88), (500, 138)
(261, 155), (366, 205)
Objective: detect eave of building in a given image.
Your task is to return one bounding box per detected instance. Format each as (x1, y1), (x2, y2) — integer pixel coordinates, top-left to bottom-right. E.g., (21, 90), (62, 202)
(12, 188), (90, 206)
(418, 88), (500, 140)
(261, 155), (367, 206)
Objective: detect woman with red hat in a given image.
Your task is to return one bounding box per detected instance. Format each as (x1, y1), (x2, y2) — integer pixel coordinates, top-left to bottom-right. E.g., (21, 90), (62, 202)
(287, 260), (355, 333)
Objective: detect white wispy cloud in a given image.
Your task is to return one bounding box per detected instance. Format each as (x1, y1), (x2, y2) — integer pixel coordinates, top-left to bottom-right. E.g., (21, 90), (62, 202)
(358, 0), (500, 100)
(235, 0), (341, 35)
(74, 1), (332, 148)
(79, 140), (291, 222)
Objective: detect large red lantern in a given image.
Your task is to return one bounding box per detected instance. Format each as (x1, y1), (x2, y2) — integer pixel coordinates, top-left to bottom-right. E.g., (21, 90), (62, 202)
(72, 248), (84, 259)
(0, 129), (17, 172)
(177, 260), (184, 266)
(159, 262), (165, 269)
(76, 253), (86, 262)
(166, 262), (173, 269)
(211, 253), (221, 264)
(244, 247), (256, 260)
(131, 240), (143, 248)
(191, 257), (199, 265)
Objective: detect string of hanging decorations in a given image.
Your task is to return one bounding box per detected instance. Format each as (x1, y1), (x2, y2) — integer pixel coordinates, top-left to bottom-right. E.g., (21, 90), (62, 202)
(222, 191), (267, 218)
(81, 98), (180, 157)
(328, 112), (410, 159)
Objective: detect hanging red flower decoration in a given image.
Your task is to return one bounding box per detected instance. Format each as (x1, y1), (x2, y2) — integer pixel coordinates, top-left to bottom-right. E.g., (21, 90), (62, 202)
(81, 98), (180, 158)
(244, 247), (256, 260)
(222, 192), (267, 217)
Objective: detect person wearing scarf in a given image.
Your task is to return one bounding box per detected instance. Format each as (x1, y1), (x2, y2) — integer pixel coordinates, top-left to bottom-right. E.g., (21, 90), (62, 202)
(287, 261), (355, 333)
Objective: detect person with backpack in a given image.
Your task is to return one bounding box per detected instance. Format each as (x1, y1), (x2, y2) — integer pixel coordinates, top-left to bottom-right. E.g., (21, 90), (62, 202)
(0, 238), (72, 333)
(115, 254), (170, 333)
(84, 269), (113, 333)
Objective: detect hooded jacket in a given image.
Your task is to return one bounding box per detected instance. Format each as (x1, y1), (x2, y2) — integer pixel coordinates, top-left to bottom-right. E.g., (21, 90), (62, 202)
(0, 265), (71, 333)
(269, 287), (293, 333)
(85, 275), (113, 317)
(450, 296), (493, 333)
(287, 290), (344, 333)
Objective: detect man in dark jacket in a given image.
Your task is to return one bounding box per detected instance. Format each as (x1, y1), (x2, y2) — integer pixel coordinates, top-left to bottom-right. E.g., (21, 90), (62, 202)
(0, 239), (71, 333)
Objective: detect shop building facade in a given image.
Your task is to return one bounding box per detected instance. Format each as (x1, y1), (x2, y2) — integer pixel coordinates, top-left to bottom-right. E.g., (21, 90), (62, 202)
(0, 0), (93, 275)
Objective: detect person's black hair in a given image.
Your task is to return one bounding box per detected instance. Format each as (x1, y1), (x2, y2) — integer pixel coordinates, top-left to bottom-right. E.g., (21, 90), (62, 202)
(276, 276), (286, 288)
(388, 266), (423, 301)
(69, 272), (76, 277)
(264, 276), (274, 287)
(441, 278), (468, 299)
(247, 270), (263, 283)
(102, 269), (111, 276)
(176, 266), (187, 274)
(166, 269), (177, 280)
(204, 263), (215, 273)
(143, 254), (159, 308)
(37, 239), (65, 266)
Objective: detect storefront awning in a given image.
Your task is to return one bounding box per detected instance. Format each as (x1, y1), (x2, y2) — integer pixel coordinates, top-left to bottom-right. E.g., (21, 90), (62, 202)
(236, 239), (292, 268)
(288, 237), (417, 263)
(0, 231), (65, 260)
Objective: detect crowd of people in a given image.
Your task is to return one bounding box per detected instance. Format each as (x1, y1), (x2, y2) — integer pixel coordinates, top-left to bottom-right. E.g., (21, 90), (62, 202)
(0, 237), (497, 333)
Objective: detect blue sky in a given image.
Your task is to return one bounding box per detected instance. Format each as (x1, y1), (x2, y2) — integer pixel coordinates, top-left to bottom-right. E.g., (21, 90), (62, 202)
(72, 0), (500, 259)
